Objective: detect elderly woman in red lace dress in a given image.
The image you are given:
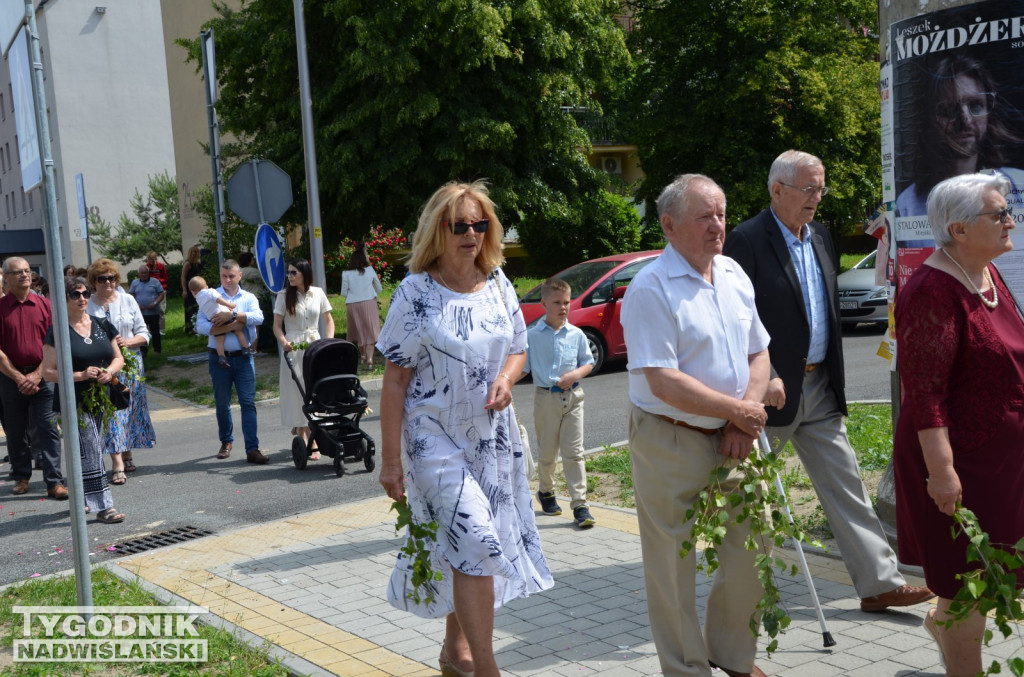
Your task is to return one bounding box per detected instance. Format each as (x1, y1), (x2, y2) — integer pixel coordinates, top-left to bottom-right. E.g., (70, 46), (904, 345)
(894, 172), (1024, 677)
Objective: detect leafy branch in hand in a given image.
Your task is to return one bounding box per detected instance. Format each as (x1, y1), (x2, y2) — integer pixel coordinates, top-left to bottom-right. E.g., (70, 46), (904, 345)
(945, 506), (1024, 677)
(80, 379), (115, 433)
(680, 445), (824, 655)
(391, 497), (443, 606)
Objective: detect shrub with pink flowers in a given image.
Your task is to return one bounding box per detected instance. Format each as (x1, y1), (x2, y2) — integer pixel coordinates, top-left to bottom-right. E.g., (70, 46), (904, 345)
(326, 225), (408, 284)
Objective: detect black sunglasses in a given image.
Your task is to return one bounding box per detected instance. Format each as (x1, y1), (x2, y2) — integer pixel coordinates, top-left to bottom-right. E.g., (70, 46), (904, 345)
(96, 274), (117, 283)
(69, 289), (92, 300)
(444, 219), (489, 235)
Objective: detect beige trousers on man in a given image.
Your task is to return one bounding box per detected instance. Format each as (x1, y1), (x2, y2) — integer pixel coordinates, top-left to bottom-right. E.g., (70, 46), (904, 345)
(533, 386), (588, 509)
(628, 404), (767, 677)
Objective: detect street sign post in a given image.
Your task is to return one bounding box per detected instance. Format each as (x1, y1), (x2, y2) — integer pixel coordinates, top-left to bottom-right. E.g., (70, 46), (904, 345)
(226, 159), (293, 226)
(254, 223), (286, 294)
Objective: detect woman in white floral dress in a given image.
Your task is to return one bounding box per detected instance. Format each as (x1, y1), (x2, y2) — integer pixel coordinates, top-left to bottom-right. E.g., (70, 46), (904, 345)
(378, 181), (553, 677)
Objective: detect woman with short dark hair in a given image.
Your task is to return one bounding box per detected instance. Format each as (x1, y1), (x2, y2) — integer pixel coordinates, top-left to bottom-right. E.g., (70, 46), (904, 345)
(41, 277), (127, 523)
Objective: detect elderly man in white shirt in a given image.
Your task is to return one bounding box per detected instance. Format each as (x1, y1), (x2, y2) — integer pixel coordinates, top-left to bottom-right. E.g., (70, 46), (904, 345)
(621, 174), (772, 677)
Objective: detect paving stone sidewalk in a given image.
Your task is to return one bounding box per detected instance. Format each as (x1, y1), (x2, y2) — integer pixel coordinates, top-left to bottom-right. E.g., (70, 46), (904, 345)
(104, 492), (1024, 677)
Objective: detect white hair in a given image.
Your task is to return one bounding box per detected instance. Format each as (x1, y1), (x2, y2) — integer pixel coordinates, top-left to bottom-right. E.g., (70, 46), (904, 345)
(926, 172), (1011, 248)
(656, 174), (723, 220)
(766, 150), (823, 194)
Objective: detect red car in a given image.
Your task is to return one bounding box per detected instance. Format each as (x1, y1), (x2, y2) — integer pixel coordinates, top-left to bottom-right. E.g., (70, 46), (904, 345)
(519, 250), (663, 373)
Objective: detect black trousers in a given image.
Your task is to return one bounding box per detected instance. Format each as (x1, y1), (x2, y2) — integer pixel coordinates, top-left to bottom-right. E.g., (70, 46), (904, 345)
(142, 314), (161, 355)
(0, 374), (63, 487)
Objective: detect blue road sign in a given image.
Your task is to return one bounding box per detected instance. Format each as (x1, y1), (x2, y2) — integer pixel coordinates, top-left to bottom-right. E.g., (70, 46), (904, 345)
(255, 223), (286, 294)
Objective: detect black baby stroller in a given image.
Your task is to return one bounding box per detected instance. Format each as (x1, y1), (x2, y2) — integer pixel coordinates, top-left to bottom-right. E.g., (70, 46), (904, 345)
(283, 338), (376, 477)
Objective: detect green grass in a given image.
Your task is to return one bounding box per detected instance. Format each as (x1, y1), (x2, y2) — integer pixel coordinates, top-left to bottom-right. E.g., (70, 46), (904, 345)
(583, 405), (893, 526)
(585, 444), (635, 507)
(845, 403), (894, 471)
(839, 251), (872, 274)
(0, 568), (289, 676)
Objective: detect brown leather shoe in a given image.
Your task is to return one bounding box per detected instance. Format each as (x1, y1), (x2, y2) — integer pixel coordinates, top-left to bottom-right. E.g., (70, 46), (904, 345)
(47, 485), (69, 500)
(216, 442), (232, 459)
(12, 479), (29, 495)
(710, 661), (768, 677)
(860, 584), (934, 612)
(246, 449), (269, 465)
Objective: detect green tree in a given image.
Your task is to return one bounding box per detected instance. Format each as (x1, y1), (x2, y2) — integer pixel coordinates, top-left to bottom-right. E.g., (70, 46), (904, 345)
(89, 171), (182, 264)
(623, 0), (880, 239)
(179, 0), (638, 272)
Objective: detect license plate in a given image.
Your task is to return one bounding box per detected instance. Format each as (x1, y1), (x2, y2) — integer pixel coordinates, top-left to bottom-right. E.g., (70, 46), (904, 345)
(840, 301), (858, 310)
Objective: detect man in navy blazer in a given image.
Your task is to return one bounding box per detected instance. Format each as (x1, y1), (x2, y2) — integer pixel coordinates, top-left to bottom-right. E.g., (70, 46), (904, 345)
(724, 150), (933, 613)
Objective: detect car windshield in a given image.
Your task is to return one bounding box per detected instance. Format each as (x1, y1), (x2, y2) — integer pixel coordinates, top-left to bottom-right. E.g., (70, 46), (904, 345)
(520, 260), (620, 303)
(855, 251), (877, 270)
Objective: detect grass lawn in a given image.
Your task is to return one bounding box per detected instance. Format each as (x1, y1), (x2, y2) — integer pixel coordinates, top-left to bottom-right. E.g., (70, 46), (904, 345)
(0, 568), (288, 676)
(576, 403), (893, 544)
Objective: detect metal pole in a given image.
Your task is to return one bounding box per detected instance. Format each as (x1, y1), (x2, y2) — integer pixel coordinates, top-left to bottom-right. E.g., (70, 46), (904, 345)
(201, 29), (225, 266)
(24, 0), (92, 608)
(251, 159), (266, 224)
(758, 429), (835, 648)
(292, 0), (327, 300)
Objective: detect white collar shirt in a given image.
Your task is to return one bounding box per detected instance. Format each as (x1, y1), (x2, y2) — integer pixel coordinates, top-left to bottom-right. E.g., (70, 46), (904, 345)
(621, 244), (770, 428)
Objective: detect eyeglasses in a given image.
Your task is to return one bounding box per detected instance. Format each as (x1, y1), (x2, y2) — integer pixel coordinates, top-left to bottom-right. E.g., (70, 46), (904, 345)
(96, 275), (117, 283)
(4, 269), (31, 277)
(287, 270), (300, 276)
(937, 92), (995, 122)
(68, 289), (92, 300)
(779, 182), (830, 197)
(444, 219), (489, 235)
(977, 206), (1013, 222)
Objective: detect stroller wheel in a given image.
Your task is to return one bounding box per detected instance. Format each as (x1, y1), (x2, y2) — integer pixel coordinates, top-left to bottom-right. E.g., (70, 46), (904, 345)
(362, 440), (375, 472)
(292, 437), (308, 470)
(334, 453), (345, 477)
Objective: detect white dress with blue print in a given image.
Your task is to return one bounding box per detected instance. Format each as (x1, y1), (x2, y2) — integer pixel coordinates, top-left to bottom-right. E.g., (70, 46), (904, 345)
(377, 268), (553, 618)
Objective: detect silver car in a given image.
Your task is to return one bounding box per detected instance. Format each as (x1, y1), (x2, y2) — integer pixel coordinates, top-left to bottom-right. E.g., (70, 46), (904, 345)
(837, 251), (888, 328)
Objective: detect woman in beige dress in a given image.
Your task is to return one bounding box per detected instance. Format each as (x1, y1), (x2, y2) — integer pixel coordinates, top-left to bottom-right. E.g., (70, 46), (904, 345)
(273, 259), (334, 457)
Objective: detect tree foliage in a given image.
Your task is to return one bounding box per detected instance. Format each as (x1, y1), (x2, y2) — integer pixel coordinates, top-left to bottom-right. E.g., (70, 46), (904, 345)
(179, 0), (639, 272)
(88, 172), (182, 264)
(623, 0), (880, 238)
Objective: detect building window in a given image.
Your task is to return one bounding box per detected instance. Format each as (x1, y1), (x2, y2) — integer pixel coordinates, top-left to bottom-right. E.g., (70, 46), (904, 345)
(28, 191), (33, 212)
(4, 193), (9, 220)
(13, 137), (18, 165)
(0, 92), (4, 121)
(21, 191), (26, 214)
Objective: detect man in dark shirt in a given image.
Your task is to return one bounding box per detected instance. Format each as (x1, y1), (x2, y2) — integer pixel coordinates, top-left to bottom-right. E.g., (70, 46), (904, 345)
(0, 257), (66, 498)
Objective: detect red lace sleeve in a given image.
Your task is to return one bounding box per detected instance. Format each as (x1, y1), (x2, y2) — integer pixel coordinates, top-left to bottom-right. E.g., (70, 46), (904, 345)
(896, 268), (964, 432)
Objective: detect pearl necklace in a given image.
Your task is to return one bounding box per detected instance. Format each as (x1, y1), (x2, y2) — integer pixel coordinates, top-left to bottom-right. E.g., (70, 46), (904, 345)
(942, 248), (998, 309)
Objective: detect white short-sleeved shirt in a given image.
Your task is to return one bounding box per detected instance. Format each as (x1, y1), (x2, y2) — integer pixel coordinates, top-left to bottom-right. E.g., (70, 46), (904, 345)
(621, 244), (770, 429)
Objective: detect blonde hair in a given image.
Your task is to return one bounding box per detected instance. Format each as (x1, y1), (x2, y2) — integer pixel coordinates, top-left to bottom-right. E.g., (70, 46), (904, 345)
(407, 181), (505, 274)
(541, 277), (571, 299)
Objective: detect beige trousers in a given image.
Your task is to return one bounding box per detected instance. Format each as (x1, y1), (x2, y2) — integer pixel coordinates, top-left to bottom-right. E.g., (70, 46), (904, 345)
(628, 404), (766, 677)
(533, 386), (588, 509)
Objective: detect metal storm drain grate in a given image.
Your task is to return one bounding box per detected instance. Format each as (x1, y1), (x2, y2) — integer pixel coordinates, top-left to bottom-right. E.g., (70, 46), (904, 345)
(110, 526), (214, 556)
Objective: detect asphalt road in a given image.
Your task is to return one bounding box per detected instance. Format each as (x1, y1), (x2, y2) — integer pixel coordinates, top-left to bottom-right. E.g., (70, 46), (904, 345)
(0, 327), (892, 588)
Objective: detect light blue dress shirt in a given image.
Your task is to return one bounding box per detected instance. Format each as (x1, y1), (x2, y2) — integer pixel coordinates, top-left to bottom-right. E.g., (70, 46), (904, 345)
(196, 286), (263, 352)
(771, 209), (829, 364)
(523, 320), (593, 389)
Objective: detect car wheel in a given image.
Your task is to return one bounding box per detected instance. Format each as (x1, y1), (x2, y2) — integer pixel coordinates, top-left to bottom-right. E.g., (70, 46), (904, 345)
(583, 329), (606, 375)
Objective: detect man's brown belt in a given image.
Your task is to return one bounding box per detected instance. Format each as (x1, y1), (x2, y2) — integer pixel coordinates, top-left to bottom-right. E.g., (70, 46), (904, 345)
(805, 362), (821, 373)
(654, 413), (724, 436)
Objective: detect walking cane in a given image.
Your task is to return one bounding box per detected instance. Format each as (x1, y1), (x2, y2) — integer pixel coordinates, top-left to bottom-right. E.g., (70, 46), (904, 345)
(758, 428), (837, 648)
